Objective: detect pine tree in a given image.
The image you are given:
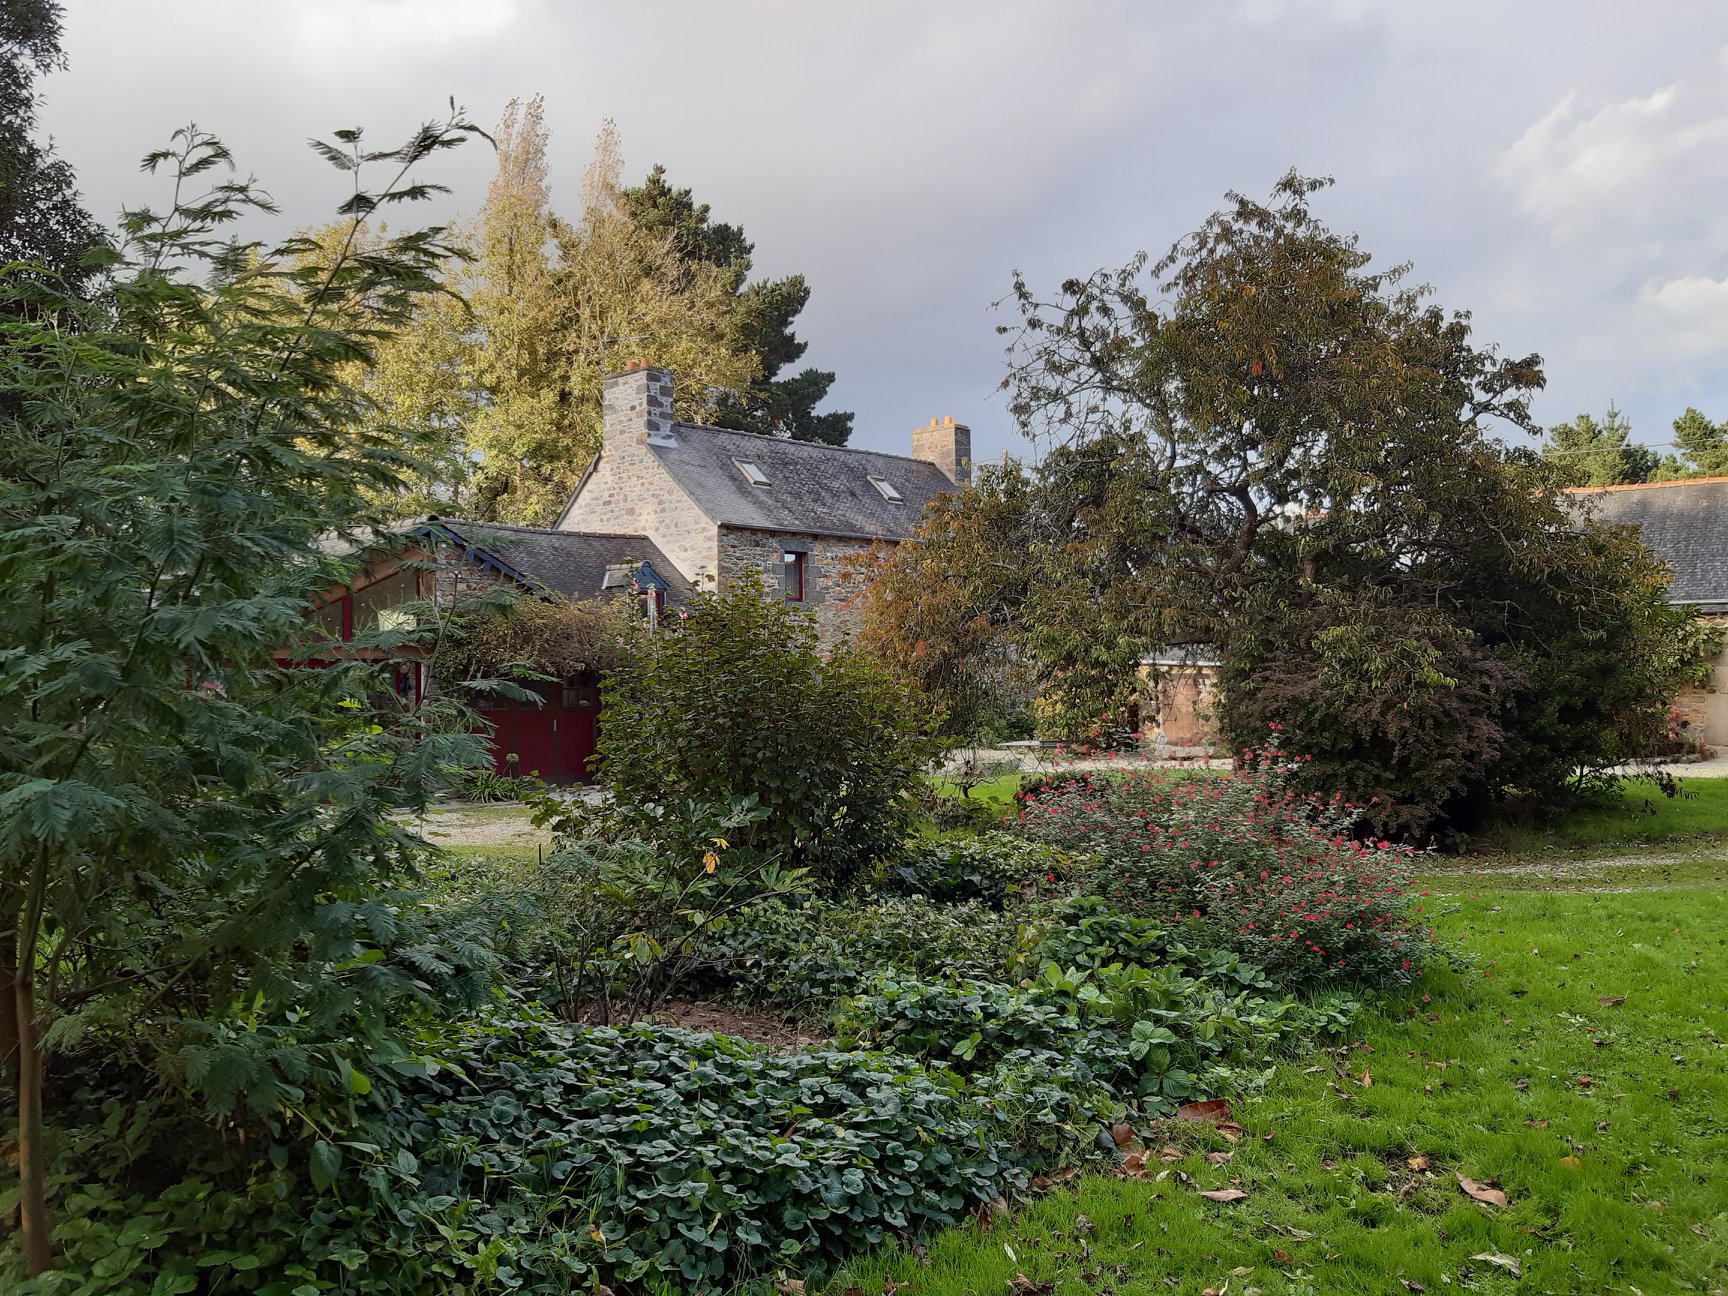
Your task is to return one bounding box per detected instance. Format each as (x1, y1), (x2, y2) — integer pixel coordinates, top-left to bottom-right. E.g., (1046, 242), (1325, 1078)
(621, 165), (855, 445)
(1658, 407), (1728, 478)
(1540, 405), (1656, 486)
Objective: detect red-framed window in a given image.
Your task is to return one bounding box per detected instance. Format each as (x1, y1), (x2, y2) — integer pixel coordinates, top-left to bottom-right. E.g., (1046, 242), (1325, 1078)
(782, 550), (805, 602)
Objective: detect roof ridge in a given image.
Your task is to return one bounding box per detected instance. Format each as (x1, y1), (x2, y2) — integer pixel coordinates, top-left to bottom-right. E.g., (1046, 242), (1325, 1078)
(670, 420), (948, 471)
(433, 517), (656, 541)
(1565, 476), (1728, 494)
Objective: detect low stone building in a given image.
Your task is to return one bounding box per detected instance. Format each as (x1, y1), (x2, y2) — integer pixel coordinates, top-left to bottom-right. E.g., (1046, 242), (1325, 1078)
(555, 364), (968, 642)
(1570, 477), (1728, 750)
(1137, 647), (1224, 751)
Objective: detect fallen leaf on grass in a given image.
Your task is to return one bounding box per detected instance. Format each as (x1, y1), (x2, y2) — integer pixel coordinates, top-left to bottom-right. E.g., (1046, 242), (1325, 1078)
(1470, 1253), (1522, 1276)
(1457, 1174), (1508, 1207)
(1599, 995), (1625, 1007)
(1205, 1151), (1234, 1165)
(1158, 1145), (1184, 1162)
(1120, 1150), (1149, 1176)
(1406, 1155), (1431, 1171)
(1229, 1266), (1255, 1276)
(1559, 1155), (1583, 1168)
(1522, 1118), (1549, 1128)
(1196, 1188), (1249, 1203)
(1357, 1069), (1372, 1087)
(1175, 1099), (1230, 1123)
(1111, 1122), (1136, 1148)
(1005, 1274), (1054, 1295)
(1401, 1282), (1425, 1293)
(775, 1281), (805, 1295)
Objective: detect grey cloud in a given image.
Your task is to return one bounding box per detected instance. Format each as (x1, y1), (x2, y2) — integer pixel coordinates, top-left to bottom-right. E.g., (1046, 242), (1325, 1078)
(39, 0), (1728, 461)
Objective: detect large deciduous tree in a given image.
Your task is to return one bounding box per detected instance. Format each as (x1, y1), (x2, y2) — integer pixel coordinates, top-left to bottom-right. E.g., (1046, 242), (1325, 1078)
(450, 105), (762, 522)
(854, 460), (1038, 743)
(888, 172), (1688, 832)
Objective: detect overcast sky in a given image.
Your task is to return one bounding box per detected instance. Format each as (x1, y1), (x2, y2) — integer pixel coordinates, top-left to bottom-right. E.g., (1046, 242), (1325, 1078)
(39, 0), (1728, 465)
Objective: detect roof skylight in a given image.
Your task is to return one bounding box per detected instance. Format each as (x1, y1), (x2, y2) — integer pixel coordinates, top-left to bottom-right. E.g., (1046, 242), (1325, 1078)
(868, 475), (904, 502)
(735, 459), (770, 487)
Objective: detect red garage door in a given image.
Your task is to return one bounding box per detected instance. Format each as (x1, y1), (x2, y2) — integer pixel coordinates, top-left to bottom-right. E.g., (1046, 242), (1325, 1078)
(475, 679), (599, 784)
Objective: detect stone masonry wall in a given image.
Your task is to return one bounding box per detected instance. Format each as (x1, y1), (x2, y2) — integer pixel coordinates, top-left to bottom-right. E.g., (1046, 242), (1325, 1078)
(557, 366), (719, 587)
(717, 526), (881, 645)
(1670, 612), (1728, 749)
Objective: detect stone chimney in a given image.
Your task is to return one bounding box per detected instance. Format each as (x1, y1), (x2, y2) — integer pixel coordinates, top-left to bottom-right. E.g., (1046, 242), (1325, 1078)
(601, 363), (677, 450)
(912, 415), (971, 485)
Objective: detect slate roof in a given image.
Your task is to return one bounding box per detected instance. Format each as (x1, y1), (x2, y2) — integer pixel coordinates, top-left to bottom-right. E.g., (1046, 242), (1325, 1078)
(1569, 478), (1728, 610)
(644, 423), (955, 540)
(421, 518), (693, 604)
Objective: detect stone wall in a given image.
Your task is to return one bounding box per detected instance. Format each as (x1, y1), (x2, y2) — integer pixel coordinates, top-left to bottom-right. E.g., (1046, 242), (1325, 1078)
(557, 365), (719, 586)
(717, 525), (880, 645)
(1137, 659), (1222, 750)
(1670, 612), (1728, 749)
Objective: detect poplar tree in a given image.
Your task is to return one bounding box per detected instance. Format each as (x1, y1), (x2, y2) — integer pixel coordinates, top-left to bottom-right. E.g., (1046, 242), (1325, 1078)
(461, 106), (758, 522)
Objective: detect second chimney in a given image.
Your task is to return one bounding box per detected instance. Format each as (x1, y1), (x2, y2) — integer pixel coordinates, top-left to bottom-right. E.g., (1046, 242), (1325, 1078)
(912, 415), (971, 485)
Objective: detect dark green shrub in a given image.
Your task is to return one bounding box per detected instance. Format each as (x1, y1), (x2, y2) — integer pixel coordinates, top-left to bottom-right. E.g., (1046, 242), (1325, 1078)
(595, 571), (940, 890)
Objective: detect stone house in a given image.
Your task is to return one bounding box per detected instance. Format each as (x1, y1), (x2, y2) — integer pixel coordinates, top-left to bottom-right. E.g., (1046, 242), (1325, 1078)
(554, 364), (968, 643)
(1570, 477), (1728, 750)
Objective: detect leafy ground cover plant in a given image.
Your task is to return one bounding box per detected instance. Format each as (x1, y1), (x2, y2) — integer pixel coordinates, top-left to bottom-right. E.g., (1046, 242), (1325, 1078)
(692, 893), (1025, 1009)
(835, 962), (1355, 1117)
(1011, 750), (1440, 989)
(6, 1010), (1033, 1296)
(876, 831), (1067, 906)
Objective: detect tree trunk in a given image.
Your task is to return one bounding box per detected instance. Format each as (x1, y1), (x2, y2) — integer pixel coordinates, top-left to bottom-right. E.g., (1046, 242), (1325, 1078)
(14, 942), (51, 1275)
(0, 928), (18, 1094)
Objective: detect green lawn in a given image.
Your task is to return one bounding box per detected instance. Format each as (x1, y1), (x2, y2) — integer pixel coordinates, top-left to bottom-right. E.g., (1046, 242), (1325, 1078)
(1470, 777), (1728, 855)
(826, 866), (1728, 1295)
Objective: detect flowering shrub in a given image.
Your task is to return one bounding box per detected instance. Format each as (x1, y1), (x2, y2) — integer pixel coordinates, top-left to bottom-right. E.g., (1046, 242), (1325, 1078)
(1009, 748), (1439, 989)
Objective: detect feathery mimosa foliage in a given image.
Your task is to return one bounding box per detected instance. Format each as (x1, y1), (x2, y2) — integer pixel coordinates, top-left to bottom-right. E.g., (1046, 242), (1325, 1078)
(0, 114), (493, 1275)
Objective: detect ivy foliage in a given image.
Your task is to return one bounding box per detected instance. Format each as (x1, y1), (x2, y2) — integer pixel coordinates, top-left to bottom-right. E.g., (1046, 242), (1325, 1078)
(433, 585), (642, 683)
